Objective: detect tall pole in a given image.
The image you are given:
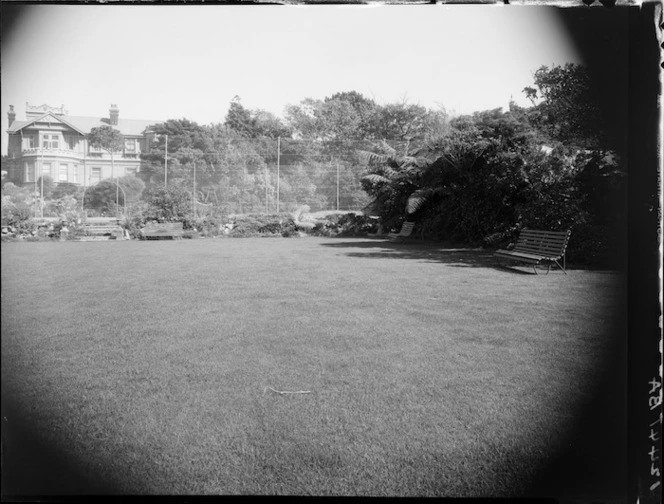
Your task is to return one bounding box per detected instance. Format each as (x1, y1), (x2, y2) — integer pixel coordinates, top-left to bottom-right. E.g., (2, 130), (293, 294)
(116, 184), (127, 217)
(82, 146), (89, 219)
(40, 145), (44, 218)
(165, 134), (168, 187)
(34, 148), (39, 218)
(336, 161), (340, 211)
(192, 161), (196, 218)
(276, 136), (280, 213)
(265, 164), (268, 214)
(113, 150), (119, 218)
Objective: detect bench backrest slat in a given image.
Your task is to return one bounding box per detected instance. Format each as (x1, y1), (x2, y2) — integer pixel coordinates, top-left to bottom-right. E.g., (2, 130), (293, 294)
(144, 222), (183, 231)
(512, 228), (570, 258)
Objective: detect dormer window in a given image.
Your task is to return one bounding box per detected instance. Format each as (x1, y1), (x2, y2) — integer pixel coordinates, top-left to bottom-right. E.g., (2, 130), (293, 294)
(125, 138), (136, 153)
(42, 134), (59, 150)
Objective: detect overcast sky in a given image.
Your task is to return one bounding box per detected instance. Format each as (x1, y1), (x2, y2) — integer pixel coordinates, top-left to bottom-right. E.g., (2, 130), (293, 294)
(1, 4), (580, 154)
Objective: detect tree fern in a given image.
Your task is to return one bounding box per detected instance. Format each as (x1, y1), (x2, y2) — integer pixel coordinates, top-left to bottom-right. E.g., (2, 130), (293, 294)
(361, 173), (392, 186)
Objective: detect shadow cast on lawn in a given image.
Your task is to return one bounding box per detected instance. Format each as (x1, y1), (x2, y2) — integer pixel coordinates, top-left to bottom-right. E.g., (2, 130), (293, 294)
(320, 238), (538, 275)
(1, 395), (122, 496)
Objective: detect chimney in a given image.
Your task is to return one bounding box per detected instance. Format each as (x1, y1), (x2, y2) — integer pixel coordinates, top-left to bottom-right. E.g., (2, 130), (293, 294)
(109, 104), (119, 126)
(8, 105), (16, 127)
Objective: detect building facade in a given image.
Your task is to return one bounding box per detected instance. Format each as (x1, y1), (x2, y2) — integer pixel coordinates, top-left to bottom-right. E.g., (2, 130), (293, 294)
(6, 103), (159, 187)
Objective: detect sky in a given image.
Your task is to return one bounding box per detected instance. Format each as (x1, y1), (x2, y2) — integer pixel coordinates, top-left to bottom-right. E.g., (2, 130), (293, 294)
(1, 4), (581, 155)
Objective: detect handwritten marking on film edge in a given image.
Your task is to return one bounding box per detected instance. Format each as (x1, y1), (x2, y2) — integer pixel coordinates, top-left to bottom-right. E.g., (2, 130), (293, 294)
(648, 376), (662, 491)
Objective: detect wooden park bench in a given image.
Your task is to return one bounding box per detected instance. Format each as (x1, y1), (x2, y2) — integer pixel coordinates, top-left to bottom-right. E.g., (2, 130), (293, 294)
(141, 222), (184, 240)
(388, 221), (416, 243)
(79, 221), (125, 241)
(494, 228), (571, 274)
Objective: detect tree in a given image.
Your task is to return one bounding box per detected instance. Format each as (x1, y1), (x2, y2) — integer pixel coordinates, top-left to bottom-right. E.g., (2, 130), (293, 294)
(88, 125), (125, 215)
(1, 156), (21, 185)
(117, 175), (145, 202)
(252, 109), (291, 139)
(86, 179), (122, 214)
(361, 107), (559, 242)
(323, 91), (377, 142)
(286, 91), (377, 145)
(143, 180), (193, 224)
(372, 101), (431, 150)
(140, 118), (214, 185)
(523, 63), (605, 149)
(83, 176), (143, 216)
(1, 182), (34, 224)
(51, 182), (80, 200)
(88, 125), (125, 161)
(224, 96), (258, 138)
(285, 98), (325, 140)
(360, 141), (428, 229)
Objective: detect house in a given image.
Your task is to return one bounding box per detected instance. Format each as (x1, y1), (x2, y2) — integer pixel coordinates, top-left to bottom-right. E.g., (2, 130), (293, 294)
(5, 103), (159, 187)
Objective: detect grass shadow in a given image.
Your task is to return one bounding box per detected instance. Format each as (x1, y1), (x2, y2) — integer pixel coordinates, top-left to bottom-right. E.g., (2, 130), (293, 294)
(1, 395), (122, 496)
(320, 238), (545, 275)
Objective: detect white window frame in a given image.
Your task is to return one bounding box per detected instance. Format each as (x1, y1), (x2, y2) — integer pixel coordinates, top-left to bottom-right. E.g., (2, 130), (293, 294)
(43, 134), (60, 150)
(25, 162), (35, 183)
(90, 166), (102, 184)
(124, 138), (136, 153)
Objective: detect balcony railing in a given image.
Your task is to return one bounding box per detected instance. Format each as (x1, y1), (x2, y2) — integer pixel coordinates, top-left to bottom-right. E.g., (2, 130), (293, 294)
(22, 147), (84, 159)
(21, 148), (141, 160)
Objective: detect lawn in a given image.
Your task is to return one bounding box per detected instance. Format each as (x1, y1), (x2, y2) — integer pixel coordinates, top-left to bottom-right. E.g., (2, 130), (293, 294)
(1, 237), (627, 498)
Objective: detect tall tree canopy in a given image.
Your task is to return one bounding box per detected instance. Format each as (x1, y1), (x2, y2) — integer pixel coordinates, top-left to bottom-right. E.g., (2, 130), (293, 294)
(87, 125), (125, 154)
(224, 96), (291, 139)
(224, 96), (257, 137)
(523, 63), (605, 150)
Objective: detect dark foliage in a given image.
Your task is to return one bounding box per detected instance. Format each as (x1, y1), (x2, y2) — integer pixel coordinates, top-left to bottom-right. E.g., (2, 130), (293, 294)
(360, 65), (626, 268)
(227, 213), (298, 238)
(310, 213), (377, 237)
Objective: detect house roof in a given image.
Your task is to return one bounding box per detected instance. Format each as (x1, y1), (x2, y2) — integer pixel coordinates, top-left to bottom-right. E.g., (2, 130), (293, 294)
(8, 113), (161, 137)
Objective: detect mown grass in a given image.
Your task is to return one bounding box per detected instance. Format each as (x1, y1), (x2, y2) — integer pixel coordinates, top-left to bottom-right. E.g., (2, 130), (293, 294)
(1, 238), (627, 498)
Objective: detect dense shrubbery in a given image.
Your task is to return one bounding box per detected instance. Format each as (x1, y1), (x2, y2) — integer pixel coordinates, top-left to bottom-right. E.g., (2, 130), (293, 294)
(227, 213), (298, 238)
(310, 213), (377, 237)
(356, 64), (627, 269)
(190, 217), (224, 237)
(361, 108), (625, 268)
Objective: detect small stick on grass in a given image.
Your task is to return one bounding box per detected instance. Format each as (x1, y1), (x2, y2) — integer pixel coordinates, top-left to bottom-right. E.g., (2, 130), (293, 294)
(263, 386), (311, 395)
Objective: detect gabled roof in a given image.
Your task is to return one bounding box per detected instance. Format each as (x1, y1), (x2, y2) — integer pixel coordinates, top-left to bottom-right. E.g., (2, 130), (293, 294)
(8, 113), (160, 137)
(8, 113), (86, 135)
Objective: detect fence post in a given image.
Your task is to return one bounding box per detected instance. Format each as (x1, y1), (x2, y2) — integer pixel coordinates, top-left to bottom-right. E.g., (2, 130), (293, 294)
(336, 161), (340, 211)
(192, 161), (196, 219)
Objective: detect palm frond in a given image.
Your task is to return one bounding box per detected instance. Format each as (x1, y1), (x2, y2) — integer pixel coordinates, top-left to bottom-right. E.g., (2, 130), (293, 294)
(358, 150), (390, 165)
(406, 187), (447, 214)
(357, 141), (398, 166)
(361, 173), (392, 185)
(375, 140), (397, 156)
(406, 188), (432, 214)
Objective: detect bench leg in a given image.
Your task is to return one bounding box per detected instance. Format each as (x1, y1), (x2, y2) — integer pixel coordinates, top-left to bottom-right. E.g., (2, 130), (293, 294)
(554, 259), (567, 274)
